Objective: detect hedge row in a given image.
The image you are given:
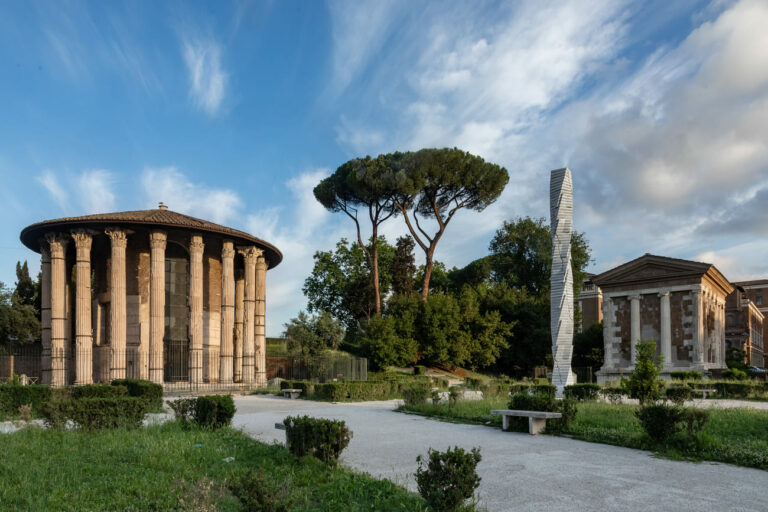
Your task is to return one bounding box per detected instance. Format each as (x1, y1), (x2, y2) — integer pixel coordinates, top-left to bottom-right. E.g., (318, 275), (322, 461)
(0, 384), (52, 416)
(168, 395), (236, 429)
(111, 379), (164, 410)
(42, 397), (149, 430)
(280, 379), (433, 402)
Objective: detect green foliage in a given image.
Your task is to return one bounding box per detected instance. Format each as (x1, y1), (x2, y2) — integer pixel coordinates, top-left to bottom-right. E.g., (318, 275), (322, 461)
(392, 235), (417, 296)
(229, 469), (292, 512)
(42, 397), (148, 430)
(725, 347), (748, 371)
(509, 382), (532, 394)
(416, 446), (482, 512)
(532, 384), (556, 397)
(626, 341), (664, 405)
(670, 371), (704, 380)
(314, 381), (391, 402)
(72, 384), (128, 400)
(279, 380), (315, 397)
(168, 398), (197, 423)
(282, 311), (346, 356)
(402, 385), (431, 406)
(0, 383), (52, 416)
(635, 404), (709, 444)
(572, 322), (604, 370)
(599, 387), (627, 404)
(722, 368), (748, 380)
(413, 365), (426, 375)
(0, 280), (40, 344)
(359, 314), (417, 369)
(564, 383), (601, 401)
(195, 395), (236, 429)
(111, 378), (164, 410)
(508, 392), (577, 432)
(665, 386), (693, 406)
(713, 381), (754, 398)
(284, 415), (353, 465)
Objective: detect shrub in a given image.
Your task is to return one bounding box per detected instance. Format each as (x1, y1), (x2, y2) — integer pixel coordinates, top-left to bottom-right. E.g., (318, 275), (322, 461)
(635, 404), (710, 443)
(413, 365), (427, 376)
(532, 384), (556, 397)
(402, 385), (430, 406)
(416, 446), (481, 512)
(195, 395), (236, 429)
(69, 397), (149, 430)
(40, 400), (72, 429)
(17, 403), (32, 422)
(169, 398), (198, 423)
(283, 415), (352, 465)
(599, 387), (626, 405)
(359, 315), (418, 369)
(665, 386), (693, 406)
(626, 341), (664, 405)
(111, 379), (164, 410)
(714, 381), (754, 398)
(670, 371), (704, 381)
(279, 380), (314, 397)
(230, 469), (291, 512)
(0, 384), (52, 416)
(722, 368), (748, 381)
(72, 384), (127, 400)
(509, 382), (532, 395)
(508, 392), (577, 433)
(448, 387), (463, 408)
(563, 383), (601, 401)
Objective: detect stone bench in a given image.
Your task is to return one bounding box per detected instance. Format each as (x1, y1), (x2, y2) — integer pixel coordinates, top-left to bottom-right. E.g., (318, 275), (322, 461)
(692, 389), (716, 399)
(491, 409), (562, 435)
(282, 389), (302, 399)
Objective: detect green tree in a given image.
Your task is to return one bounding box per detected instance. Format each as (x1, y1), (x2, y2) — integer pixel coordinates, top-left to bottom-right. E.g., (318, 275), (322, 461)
(391, 236), (416, 296)
(359, 315), (418, 369)
(626, 341), (664, 405)
(314, 156), (398, 315)
(282, 311), (345, 356)
(572, 322), (604, 371)
(383, 148), (509, 301)
(0, 281), (40, 345)
(14, 261), (37, 308)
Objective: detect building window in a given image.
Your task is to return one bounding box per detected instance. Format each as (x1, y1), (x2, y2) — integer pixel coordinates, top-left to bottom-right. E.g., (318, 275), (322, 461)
(757, 296), (763, 305)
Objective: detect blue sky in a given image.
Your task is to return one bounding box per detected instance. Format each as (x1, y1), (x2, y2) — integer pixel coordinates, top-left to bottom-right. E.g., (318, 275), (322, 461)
(1, 0), (767, 335)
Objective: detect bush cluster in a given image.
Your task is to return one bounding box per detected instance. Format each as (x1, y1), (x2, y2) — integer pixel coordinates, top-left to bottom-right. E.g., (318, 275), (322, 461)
(279, 380), (315, 397)
(415, 446), (482, 512)
(402, 385), (431, 406)
(507, 392), (577, 433)
(0, 384), (52, 416)
(713, 381), (754, 398)
(196, 395), (236, 429)
(71, 384), (127, 400)
(665, 386), (693, 406)
(635, 404), (709, 443)
(229, 469), (291, 512)
(413, 365), (427, 376)
(283, 415), (352, 465)
(563, 383), (600, 401)
(42, 397), (148, 430)
(599, 387), (627, 404)
(111, 378), (164, 410)
(722, 368), (748, 381)
(314, 381), (392, 401)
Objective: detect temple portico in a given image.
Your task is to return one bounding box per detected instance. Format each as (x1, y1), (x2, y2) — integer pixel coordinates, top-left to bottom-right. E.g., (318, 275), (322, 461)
(20, 205), (281, 388)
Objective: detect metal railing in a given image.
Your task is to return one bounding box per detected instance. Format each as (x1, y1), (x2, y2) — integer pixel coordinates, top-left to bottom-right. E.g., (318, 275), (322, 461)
(266, 355), (368, 382)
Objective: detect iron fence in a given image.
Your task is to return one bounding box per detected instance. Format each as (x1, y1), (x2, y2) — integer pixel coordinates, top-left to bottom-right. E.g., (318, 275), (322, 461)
(266, 355), (368, 382)
(0, 343), (42, 383)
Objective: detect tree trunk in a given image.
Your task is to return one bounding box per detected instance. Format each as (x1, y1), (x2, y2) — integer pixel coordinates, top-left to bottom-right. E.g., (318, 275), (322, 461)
(420, 245), (436, 302)
(372, 225), (381, 315)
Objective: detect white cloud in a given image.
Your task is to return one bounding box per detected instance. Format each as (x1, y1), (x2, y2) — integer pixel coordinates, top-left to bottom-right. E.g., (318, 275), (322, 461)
(78, 169), (116, 214)
(36, 170), (69, 211)
(181, 36), (227, 115)
(141, 167), (241, 224)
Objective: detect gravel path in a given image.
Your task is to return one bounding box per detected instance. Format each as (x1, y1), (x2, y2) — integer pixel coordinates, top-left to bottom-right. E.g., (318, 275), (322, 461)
(232, 395), (768, 512)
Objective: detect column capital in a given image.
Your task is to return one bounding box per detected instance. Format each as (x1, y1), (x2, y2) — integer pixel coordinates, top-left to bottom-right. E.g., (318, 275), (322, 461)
(39, 238), (51, 261)
(189, 234), (205, 253)
(149, 230), (167, 250)
(238, 246), (263, 264)
(691, 289), (702, 296)
(658, 290), (670, 298)
(222, 240), (236, 259)
(70, 229), (94, 250)
(45, 233), (69, 258)
(105, 227), (129, 248)
(629, 294), (642, 302)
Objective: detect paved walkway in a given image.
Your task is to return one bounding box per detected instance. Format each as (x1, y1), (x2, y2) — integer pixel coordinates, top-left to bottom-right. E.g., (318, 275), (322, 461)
(233, 395), (768, 512)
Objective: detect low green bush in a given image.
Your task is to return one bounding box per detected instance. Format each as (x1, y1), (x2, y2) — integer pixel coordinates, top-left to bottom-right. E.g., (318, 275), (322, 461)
(599, 387), (626, 404)
(42, 397), (148, 430)
(665, 386), (693, 406)
(280, 380), (315, 397)
(402, 385), (430, 406)
(229, 469), (291, 512)
(714, 381), (754, 398)
(533, 384), (556, 397)
(283, 415), (352, 465)
(413, 365), (427, 376)
(635, 404), (709, 443)
(507, 392), (577, 432)
(722, 368), (748, 381)
(168, 398), (197, 424)
(111, 379), (164, 410)
(509, 382), (532, 395)
(563, 383), (600, 401)
(670, 371), (704, 381)
(416, 446), (481, 512)
(71, 384), (127, 400)
(195, 395), (236, 429)
(0, 384), (52, 416)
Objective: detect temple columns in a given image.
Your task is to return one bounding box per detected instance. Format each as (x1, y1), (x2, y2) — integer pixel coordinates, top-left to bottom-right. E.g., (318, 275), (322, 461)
(149, 231), (166, 384)
(40, 243), (52, 385)
(220, 241), (235, 384)
(233, 268), (244, 382)
(106, 228), (128, 380)
(692, 289), (704, 365)
(601, 297), (613, 368)
(239, 247), (260, 384)
(72, 230), (93, 385)
(254, 254), (267, 385)
(189, 235), (204, 384)
(629, 295), (641, 365)
(659, 291), (672, 366)
(47, 234), (68, 387)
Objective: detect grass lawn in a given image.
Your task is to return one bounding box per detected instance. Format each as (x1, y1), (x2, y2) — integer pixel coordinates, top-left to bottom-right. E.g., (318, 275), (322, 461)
(0, 422), (428, 511)
(398, 399), (768, 470)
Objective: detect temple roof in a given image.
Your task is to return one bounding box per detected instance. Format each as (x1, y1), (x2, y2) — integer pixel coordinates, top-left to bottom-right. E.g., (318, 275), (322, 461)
(19, 207), (282, 267)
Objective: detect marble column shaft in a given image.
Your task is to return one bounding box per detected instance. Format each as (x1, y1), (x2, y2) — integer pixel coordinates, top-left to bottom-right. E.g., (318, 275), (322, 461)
(630, 295), (641, 365)
(659, 291), (672, 366)
(47, 234), (68, 387)
(220, 241), (235, 384)
(40, 243), (52, 385)
(106, 228), (128, 380)
(240, 247), (260, 384)
(601, 298), (613, 368)
(692, 289), (704, 364)
(149, 231), (166, 384)
(254, 256), (267, 385)
(72, 230), (93, 385)
(189, 235), (204, 384)
(233, 269), (244, 382)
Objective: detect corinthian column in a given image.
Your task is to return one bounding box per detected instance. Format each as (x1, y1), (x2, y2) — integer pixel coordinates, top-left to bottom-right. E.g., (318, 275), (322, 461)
(659, 291), (672, 367)
(254, 254), (267, 385)
(106, 227), (128, 380)
(149, 231), (167, 384)
(40, 242), (52, 385)
(629, 295), (641, 365)
(46, 233), (68, 387)
(220, 241), (235, 384)
(233, 268), (244, 382)
(239, 246), (261, 384)
(71, 230), (93, 385)
(189, 234), (204, 384)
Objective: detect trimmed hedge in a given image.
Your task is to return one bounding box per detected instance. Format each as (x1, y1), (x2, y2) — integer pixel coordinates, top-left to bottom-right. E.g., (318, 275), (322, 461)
(195, 395), (236, 429)
(279, 380), (315, 397)
(0, 384), (52, 416)
(665, 386), (693, 405)
(563, 383), (600, 401)
(284, 415), (352, 465)
(413, 365), (427, 376)
(42, 397), (148, 430)
(281, 378), (433, 402)
(599, 387), (627, 404)
(507, 392), (577, 433)
(71, 384), (127, 400)
(111, 379), (163, 410)
(713, 381), (755, 398)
